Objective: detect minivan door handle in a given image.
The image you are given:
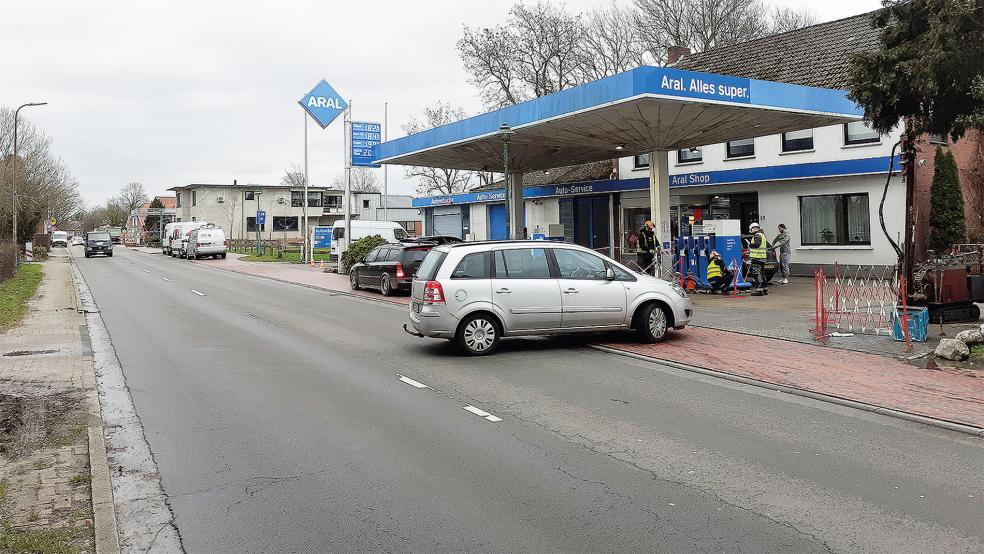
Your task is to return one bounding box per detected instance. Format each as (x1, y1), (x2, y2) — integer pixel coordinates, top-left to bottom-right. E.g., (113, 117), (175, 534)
(563, 288), (579, 294)
(495, 288), (511, 294)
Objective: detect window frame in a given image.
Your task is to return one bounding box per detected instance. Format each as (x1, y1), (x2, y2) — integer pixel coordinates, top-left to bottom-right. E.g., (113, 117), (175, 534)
(781, 129), (814, 153)
(492, 247), (554, 280)
(175, 192), (182, 208)
(633, 153), (651, 169)
(245, 216), (265, 232)
(290, 191), (304, 208)
(843, 121), (880, 146)
(551, 248), (610, 280)
(306, 191), (323, 208)
(676, 147), (703, 164)
(272, 216), (299, 232)
(726, 138), (755, 159)
(798, 193), (871, 246)
(244, 190), (257, 201)
(191, 190), (197, 206)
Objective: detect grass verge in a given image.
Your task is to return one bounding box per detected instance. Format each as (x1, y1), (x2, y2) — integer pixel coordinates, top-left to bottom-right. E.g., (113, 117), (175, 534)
(971, 344), (984, 358)
(0, 264), (43, 332)
(0, 526), (82, 554)
(235, 248), (332, 263)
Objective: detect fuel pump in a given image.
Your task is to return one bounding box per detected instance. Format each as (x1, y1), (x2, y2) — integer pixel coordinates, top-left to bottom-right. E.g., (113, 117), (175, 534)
(675, 219), (751, 291)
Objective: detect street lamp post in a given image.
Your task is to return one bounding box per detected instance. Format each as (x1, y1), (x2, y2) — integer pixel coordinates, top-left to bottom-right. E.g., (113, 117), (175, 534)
(497, 123), (515, 240)
(11, 102), (47, 264)
(254, 192), (262, 256)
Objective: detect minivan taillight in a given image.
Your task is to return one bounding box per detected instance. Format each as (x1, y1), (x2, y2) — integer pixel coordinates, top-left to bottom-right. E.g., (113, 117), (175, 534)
(196, 242), (202, 247)
(422, 280), (445, 304)
(395, 262), (405, 280)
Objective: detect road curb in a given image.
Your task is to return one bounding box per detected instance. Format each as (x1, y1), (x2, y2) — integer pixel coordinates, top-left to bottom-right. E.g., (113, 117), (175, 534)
(588, 344), (984, 438)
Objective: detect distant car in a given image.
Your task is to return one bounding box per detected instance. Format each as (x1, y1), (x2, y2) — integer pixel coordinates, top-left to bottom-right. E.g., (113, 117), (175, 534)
(84, 231), (113, 258)
(349, 242), (435, 296)
(404, 235), (464, 245)
(407, 241), (692, 355)
(71, 236), (84, 246)
(165, 221), (209, 258)
(51, 231), (69, 247)
(185, 226), (227, 259)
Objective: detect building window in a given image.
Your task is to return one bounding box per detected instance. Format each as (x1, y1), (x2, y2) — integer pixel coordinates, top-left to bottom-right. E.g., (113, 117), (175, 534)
(246, 217), (265, 232)
(362, 199), (370, 208)
(799, 193), (870, 246)
(633, 153), (650, 169)
(726, 138), (755, 158)
(677, 148), (702, 164)
(191, 216), (196, 221)
(175, 192), (182, 207)
(844, 121), (880, 145)
(782, 129), (814, 152)
(307, 191), (322, 207)
(325, 195), (343, 208)
(244, 190), (257, 201)
(930, 132), (948, 145)
(191, 191), (197, 206)
(290, 191), (303, 207)
(272, 216), (299, 232)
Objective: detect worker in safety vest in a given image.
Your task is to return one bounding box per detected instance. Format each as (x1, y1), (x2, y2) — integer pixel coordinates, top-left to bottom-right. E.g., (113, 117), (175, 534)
(706, 250), (732, 294)
(747, 222), (769, 296)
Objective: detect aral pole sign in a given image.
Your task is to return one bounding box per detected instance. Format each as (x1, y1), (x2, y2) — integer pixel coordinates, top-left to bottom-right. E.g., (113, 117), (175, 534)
(351, 122), (381, 168)
(298, 80), (348, 264)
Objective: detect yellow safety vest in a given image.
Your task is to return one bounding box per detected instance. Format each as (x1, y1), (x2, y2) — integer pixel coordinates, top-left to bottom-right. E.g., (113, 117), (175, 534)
(750, 231), (768, 260)
(707, 259), (723, 279)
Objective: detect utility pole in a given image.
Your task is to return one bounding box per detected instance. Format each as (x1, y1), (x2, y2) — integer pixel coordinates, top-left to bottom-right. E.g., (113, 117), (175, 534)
(497, 123), (515, 239)
(383, 102), (388, 222)
(343, 102), (352, 271)
(303, 111), (309, 264)
(11, 102), (47, 264)
(255, 192), (262, 256)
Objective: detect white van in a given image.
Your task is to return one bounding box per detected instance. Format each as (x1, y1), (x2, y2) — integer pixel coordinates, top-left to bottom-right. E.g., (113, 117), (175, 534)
(330, 220), (409, 258)
(51, 231), (69, 248)
(185, 225), (227, 259)
(165, 221), (208, 258)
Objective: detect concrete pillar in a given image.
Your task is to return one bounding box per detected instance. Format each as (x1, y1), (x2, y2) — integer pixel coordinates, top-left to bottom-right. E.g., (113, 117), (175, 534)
(508, 171), (524, 239)
(648, 151), (671, 269)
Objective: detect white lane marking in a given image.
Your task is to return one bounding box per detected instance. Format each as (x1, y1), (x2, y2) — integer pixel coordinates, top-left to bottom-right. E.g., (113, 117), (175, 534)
(397, 374), (429, 389)
(161, 276), (172, 282)
(142, 268), (150, 273)
(463, 405), (502, 422)
(189, 289), (206, 296)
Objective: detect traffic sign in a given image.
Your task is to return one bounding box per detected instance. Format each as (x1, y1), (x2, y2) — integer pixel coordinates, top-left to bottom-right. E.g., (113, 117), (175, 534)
(256, 210), (266, 225)
(299, 80), (348, 129)
(312, 226), (332, 248)
(351, 121), (381, 168)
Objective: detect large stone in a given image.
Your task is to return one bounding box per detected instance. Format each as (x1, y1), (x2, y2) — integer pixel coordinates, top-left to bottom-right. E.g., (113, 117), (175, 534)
(935, 338), (970, 361)
(955, 328), (984, 346)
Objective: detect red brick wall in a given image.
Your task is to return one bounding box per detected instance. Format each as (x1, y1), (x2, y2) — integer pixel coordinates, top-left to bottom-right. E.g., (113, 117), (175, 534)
(912, 130), (984, 259)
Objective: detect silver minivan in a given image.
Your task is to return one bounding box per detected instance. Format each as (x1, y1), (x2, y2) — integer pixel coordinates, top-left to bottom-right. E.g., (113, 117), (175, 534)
(407, 241), (693, 355)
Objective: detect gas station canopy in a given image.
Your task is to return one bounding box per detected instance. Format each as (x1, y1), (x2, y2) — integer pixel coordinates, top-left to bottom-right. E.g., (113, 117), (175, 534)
(373, 66), (864, 172)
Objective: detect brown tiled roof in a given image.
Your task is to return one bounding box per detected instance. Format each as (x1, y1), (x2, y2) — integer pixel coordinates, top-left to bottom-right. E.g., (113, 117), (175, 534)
(471, 160), (617, 192)
(675, 11), (883, 90)
(155, 196), (176, 209)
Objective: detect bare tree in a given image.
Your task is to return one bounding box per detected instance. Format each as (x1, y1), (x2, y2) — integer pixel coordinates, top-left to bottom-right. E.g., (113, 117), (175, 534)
(633, 0), (816, 61)
(118, 182), (148, 215)
(331, 168), (381, 193)
(102, 196), (128, 227)
(401, 103), (479, 195)
(280, 163), (306, 188)
(578, 2), (653, 81)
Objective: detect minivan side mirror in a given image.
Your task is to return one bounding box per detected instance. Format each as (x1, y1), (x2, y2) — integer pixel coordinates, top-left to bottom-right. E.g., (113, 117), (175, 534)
(605, 267), (616, 280)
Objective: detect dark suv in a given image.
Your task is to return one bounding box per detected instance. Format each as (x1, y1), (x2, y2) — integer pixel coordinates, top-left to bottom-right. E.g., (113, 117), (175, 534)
(84, 232), (114, 258)
(350, 243), (435, 296)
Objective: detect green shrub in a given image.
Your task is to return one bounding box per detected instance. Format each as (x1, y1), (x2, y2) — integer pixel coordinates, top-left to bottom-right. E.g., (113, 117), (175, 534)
(341, 235), (386, 272)
(929, 147), (965, 253)
(31, 246), (49, 261)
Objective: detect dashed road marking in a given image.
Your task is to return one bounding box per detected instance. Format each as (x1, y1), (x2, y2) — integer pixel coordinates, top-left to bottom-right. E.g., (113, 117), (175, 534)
(397, 374), (429, 389)
(189, 289), (206, 296)
(142, 268), (150, 273)
(161, 276), (172, 282)
(464, 405), (502, 422)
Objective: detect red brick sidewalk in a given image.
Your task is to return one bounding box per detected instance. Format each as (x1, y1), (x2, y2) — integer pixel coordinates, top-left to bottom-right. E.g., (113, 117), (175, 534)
(600, 328), (984, 431)
(182, 253), (984, 432)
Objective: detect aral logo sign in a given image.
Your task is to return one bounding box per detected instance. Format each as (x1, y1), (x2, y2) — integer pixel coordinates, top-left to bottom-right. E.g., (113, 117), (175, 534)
(299, 80), (348, 128)
(654, 69), (751, 104)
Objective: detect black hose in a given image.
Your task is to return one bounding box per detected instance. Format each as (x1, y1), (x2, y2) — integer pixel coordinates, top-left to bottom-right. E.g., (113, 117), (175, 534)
(881, 140), (904, 260)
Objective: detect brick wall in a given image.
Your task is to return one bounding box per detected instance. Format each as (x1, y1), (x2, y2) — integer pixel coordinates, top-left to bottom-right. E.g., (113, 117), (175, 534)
(912, 130), (984, 259)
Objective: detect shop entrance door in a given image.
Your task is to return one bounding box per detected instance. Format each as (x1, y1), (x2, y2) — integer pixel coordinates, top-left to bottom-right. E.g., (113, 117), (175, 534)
(571, 195), (611, 253)
(487, 204), (507, 241)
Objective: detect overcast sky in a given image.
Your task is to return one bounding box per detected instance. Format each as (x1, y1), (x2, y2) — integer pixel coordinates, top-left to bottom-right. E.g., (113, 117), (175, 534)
(5, 0), (882, 206)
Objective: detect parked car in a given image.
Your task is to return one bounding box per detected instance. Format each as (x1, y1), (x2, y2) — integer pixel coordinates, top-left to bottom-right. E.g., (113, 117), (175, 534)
(165, 221), (209, 258)
(406, 241), (692, 355)
(350, 242), (435, 296)
(185, 226), (227, 259)
(331, 221), (410, 260)
(84, 231), (113, 258)
(71, 236), (84, 246)
(51, 231), (69, 247)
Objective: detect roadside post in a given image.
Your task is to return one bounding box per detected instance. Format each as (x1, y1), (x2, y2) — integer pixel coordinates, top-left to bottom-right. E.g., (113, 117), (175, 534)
(256, 208), (265, 256)
(298, 80), (348, 265)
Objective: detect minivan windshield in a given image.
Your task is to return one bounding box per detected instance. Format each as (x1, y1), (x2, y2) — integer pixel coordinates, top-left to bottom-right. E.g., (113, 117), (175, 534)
(332, 227), (344, 240)
(415, 249), (447, 281)
(87, 233), (111, 241)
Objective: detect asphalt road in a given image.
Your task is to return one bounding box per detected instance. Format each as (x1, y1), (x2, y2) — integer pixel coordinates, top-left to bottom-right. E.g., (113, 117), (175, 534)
(74, 247), (984, 553)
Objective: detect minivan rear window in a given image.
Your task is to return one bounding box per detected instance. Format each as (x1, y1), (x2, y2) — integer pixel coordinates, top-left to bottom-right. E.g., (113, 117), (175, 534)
(415, 250), (447, 281)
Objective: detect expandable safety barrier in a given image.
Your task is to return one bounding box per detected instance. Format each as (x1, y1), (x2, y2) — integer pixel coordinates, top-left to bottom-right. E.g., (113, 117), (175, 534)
(813, 264), (900, 338)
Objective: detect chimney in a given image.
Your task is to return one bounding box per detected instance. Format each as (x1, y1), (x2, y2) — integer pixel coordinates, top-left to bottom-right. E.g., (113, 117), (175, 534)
(667, 45), (690, 66)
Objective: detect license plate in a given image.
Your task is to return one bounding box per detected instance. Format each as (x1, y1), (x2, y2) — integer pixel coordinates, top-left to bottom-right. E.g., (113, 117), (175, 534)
(412, 301), (421, 313)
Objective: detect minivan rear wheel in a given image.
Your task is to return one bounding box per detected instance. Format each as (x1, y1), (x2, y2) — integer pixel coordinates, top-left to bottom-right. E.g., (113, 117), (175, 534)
(456, 313), (501, 356)
(637, 303), (669, 343)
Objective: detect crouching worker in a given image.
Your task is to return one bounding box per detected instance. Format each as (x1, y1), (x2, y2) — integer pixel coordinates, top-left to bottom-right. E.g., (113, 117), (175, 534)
(706, 251), (733, 294)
